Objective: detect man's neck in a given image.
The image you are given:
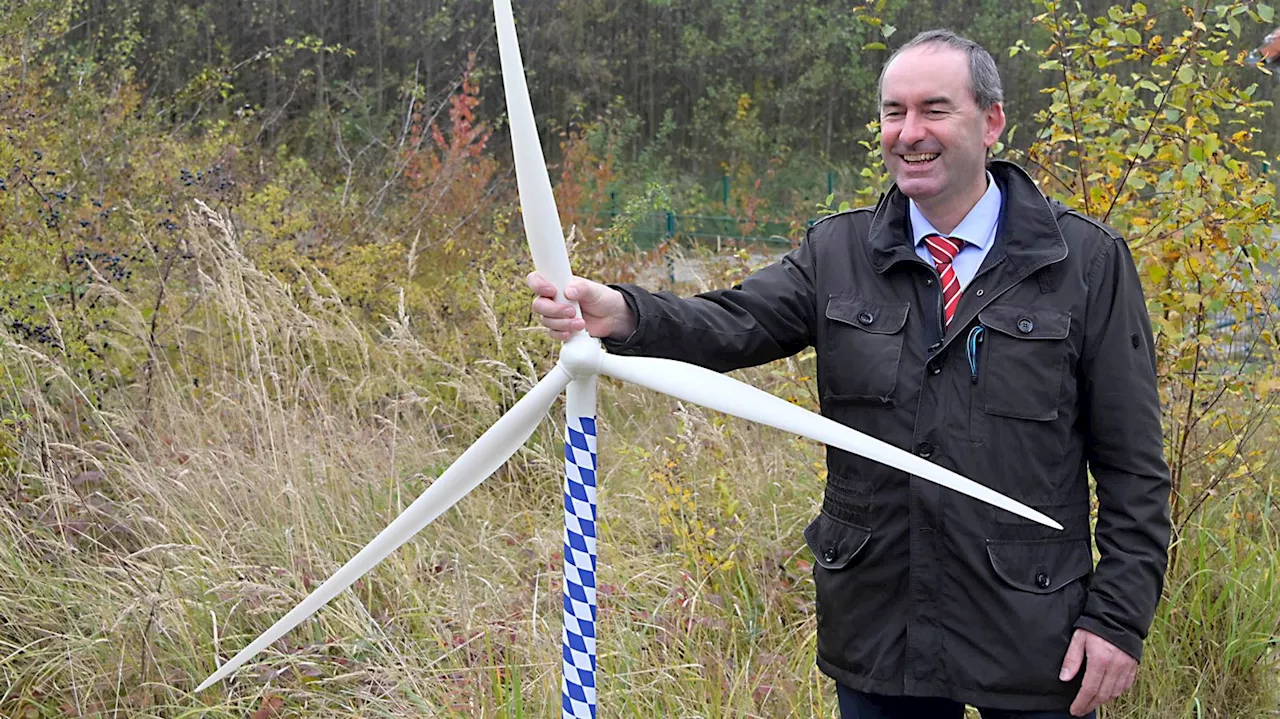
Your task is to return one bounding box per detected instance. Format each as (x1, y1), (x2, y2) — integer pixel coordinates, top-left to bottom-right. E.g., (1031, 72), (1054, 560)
(912, 176), (989, 236)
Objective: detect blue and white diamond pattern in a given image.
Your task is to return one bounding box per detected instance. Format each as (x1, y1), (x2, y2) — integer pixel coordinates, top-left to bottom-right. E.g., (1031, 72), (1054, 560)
(562, 416), (598, 719)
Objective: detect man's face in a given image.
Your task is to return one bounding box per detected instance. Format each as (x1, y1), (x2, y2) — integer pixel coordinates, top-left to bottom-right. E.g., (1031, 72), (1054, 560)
(879, 45), (1005, 211)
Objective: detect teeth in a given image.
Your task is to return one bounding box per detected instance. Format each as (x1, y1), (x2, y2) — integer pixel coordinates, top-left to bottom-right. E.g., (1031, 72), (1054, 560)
(903, 153), (939, 163)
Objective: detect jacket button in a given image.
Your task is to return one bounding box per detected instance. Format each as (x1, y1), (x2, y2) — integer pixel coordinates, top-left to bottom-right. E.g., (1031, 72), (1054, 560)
(927, 362), (941, 375)
(928, 342), (942, 353)
(858, 311), (875, 325)
(1035, 571), (1051, 589)
(1017, 318), (1035, 333)
(823, 548), (838, 563)
(916, 442), (934, 459)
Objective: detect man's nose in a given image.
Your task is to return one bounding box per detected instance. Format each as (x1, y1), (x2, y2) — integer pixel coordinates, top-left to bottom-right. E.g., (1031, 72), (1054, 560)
(898, 111), (927, 145)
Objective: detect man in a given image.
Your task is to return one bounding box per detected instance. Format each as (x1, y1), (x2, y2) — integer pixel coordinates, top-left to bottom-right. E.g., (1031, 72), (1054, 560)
(529, 30), (1170, 718)
(1246, 24), (1279, 69)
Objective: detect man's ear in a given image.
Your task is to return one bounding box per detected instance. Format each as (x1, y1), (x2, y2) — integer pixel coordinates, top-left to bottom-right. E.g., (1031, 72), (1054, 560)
(984, 102), (1007, 149)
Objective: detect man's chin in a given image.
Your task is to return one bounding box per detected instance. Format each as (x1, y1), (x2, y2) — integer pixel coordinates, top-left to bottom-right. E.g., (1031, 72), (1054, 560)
(894, 177), (942, 201)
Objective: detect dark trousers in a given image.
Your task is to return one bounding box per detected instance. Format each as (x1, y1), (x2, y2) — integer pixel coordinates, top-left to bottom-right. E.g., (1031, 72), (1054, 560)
(837, 684), (1096, 719)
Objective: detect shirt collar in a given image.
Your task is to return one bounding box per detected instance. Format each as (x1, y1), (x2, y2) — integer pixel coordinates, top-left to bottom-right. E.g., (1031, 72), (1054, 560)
(909, 171), (1002, 250)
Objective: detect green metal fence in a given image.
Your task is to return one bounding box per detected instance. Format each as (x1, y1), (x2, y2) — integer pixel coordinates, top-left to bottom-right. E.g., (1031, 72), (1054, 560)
(593, 171), (841, 250)
(602, 210), (811, 250)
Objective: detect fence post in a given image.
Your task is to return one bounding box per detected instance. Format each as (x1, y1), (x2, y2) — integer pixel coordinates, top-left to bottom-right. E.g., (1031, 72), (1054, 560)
(722, 175), (730, 209)
(828, 171), (835, 197)
(664, 211), (677, 283)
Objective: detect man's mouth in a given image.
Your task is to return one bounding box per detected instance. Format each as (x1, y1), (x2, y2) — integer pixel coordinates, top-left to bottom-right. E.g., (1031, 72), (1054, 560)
(901, 153), (940, 164)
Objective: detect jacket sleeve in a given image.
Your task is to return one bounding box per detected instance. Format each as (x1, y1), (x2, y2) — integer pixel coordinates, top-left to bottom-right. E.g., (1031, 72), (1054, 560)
(601, 231), (819, 372)
(1073, 234), (1172, 662)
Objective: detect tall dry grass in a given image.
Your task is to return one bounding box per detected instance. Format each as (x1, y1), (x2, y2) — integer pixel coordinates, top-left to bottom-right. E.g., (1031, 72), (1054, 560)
(0, 208), (1275, 718)
(0, 203), (853, 717)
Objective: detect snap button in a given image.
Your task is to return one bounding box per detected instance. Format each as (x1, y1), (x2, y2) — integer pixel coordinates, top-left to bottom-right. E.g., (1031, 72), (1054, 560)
(823, 547), (838, 563)
(1035, 571), (1051, 589)
(928, 362), (941, 376)
(858, 311), (875, 325)
(975, 289), (984, 297)
(928, 342), (943, 352)
(916, 442), (934, 459)
(1017, 318), (1034, 334)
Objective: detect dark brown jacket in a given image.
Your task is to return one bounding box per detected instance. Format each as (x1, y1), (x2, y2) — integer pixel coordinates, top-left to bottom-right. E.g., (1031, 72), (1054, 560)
(604, 160), (1171, 710)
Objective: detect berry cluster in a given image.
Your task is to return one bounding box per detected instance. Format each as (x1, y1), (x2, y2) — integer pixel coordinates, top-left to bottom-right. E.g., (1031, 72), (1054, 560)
(179, 163), (235, 194)
(70, 248), (133, 283)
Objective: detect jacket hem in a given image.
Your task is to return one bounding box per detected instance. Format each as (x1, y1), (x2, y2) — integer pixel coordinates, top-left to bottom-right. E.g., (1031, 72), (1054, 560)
(816, 657), (1076, 712)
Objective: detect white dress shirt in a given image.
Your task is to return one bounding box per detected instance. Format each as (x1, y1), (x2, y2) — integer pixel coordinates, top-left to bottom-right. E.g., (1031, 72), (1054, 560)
(910, 172), (1001, 290)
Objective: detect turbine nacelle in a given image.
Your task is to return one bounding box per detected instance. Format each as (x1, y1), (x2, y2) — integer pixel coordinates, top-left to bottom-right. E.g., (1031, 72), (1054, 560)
(558, 333), (605, 380)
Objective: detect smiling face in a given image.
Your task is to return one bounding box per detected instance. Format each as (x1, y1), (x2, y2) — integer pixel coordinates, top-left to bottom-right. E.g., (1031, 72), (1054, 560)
(879, 44), (1006, 230)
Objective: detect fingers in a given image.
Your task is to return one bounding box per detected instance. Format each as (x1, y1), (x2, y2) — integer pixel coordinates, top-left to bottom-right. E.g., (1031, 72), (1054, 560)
(529, 279), (582, 338)
(528, 271), (580, 330)
(1060, 629), (1086, 681)
(532, 295), (577, 320)
(1067, 632), (1138, 717)
(1069, 648), (1104, 717)
(526, 271), (559, 298)
(1092, 651), (1138, 712)
(538, 314), (586, 338)
(527, 272), (595, 301)
(527, 272), (614, 340)
(544, 327), (582, 342)
(1093, 663), (1126, 714)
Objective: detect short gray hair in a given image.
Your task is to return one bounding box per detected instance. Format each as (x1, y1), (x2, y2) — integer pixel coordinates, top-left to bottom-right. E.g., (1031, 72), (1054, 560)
(878, 29), (1004, 110)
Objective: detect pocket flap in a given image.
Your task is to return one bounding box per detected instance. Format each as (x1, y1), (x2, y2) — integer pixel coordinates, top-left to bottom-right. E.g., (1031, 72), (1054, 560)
(979, 305), (1070, 341)
(804, 511), (872, 570)
(986, 538), (1092, 594)
(826, 295), (909, 335)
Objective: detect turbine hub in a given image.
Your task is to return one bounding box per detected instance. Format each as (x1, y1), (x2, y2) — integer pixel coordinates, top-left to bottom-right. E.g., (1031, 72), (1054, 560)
(559, 333), (604, 379)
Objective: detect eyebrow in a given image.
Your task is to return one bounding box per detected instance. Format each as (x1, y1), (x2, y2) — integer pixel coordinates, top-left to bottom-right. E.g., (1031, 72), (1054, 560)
(880, 96), (957, 109)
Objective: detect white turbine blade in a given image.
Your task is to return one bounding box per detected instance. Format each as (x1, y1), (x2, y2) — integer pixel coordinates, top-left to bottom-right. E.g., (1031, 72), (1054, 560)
(196, 365), (573, 691)
(494, 0), (573, 299)
(598, 355), (1062, 530)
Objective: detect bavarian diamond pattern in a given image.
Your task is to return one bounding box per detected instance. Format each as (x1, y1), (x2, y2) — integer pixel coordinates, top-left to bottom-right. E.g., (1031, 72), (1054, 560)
(563, 416), (598, 719)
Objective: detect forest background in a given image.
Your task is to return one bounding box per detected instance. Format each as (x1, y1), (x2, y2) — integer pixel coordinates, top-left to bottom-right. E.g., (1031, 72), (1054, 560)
(1, 0), (1279, 716)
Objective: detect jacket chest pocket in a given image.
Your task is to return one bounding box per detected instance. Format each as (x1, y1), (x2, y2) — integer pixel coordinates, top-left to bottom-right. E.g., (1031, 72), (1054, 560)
(977, 305), (1071, 421)
(823, 295), (909, 404)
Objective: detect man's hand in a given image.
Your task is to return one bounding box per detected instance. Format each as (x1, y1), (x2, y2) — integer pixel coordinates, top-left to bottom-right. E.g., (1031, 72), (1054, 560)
(527, 271), (636, 342)
(1059, 628), (1138, 716)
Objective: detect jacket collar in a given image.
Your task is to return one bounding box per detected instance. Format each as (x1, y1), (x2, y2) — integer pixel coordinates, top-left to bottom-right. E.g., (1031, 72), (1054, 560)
(869, 160), (1067, 276)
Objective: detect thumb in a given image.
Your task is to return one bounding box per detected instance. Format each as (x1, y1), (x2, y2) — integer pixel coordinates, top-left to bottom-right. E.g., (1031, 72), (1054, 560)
(1060, 629), (1086, 681)
(564, 277), (598, 303)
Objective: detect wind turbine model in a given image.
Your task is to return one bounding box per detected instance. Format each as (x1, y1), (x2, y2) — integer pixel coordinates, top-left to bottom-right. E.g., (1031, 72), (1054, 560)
(195, 1), (1061, 715)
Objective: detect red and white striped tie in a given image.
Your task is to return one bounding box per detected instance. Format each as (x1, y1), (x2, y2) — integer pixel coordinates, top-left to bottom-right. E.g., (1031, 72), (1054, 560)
(924, 233), (966, 327)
